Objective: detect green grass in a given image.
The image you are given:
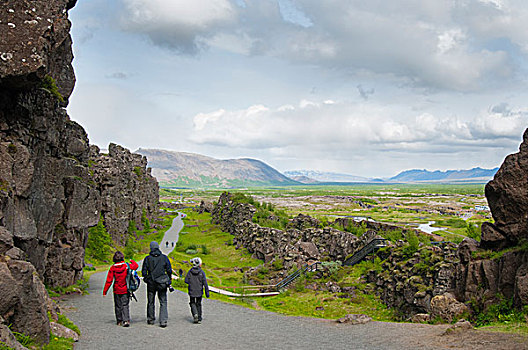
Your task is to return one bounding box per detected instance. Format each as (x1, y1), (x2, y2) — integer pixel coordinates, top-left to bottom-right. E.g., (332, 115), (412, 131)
(43, 335), (75, 350)
(56, 314), (80, 336)
(258, 289), (394, 321)
(46, 276), (89, 297)
(168, 209), (261, 288)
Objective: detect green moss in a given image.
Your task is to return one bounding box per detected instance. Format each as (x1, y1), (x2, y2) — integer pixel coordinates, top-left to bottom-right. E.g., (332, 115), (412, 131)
(0, 180), (10, 192)
(41, 75), (64, 103)
(472, 240), (528, 260)
(133, 166), (142, 177)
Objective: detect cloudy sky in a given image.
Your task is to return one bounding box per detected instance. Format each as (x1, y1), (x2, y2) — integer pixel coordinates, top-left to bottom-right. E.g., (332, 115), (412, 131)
(67, 0), (528, 178)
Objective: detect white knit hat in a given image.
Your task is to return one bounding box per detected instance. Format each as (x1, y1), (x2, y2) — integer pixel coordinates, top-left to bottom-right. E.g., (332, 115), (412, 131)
(192, 257), (202, 267)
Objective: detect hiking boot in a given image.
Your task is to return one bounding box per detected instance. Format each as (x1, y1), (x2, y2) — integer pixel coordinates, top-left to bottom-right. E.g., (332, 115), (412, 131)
(193, 315), (199, 324)
(160, 323), (167, 328)
(116, 321), (123, 326)
(197, 319), (201, 324)
(147, 320), (155, 325)
(122, 321), (130, 327)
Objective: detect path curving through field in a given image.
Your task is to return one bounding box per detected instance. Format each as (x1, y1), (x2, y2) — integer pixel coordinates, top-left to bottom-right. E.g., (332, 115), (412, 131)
(61, 214), (527, 350)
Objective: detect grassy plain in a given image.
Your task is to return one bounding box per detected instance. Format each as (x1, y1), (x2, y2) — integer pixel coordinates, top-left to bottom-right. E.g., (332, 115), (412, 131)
(162, 183), (490, 244)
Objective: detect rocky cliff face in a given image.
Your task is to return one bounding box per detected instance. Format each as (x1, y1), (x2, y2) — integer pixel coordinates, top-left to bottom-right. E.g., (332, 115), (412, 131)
(0, 0), (90, 343)
(481, 128), (528, 249)
(454, 128), (528, 309)
(0, 0), (159, 345)
(91, 144), (158, 246)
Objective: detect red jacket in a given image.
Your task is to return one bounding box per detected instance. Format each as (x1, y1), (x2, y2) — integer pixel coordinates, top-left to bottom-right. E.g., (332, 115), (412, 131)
(103, 260), (138, 295)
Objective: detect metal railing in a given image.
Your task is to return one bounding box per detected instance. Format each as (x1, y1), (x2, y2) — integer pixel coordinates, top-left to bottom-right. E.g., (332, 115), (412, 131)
(275, 261), (320, 291)
(343, 238), (387, 266)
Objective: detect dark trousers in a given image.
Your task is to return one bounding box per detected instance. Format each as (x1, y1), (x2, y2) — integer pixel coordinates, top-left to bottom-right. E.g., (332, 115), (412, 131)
(189, 296), (203, 320)
(113, 293), (130, 323)
(147, 284), (168, 325)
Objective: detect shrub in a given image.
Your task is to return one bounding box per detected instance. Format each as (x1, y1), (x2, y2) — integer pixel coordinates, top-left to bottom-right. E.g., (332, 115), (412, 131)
(345, 221), (368, 237)
(141, 209), (151, 232)
(124, 221), (140, 259)
(86, 216), (113, 262)
(402, 232), (419, 258)
(230, 192), (256, 206)
(272, 258), (284, 271)
(384, 229), (403, 243)
(474, 296), (527, 326)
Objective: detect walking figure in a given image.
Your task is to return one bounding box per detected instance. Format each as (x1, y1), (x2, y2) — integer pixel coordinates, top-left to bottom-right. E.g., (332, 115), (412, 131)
(166, 241), (169, 248)
(102, 251), (138, 327)
(142, 241), (172, 328)
(185, 257), (209, 324)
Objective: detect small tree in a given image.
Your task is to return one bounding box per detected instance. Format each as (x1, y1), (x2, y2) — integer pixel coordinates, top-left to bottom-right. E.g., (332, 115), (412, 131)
(86, 215), (113, 262)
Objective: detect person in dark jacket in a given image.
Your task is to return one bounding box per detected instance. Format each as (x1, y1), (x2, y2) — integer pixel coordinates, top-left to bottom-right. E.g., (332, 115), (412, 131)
(103, 251), (138, 327)
(185, 257), (210, 324)
(142, 241), (172, 327)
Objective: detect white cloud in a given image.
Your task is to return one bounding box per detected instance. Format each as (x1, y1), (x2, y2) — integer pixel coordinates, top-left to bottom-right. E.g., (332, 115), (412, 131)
(120, 0), (236, 53)
(189, 99), (528, 153)
(115, 0), (528, 91)
(471, 104), (528, 138)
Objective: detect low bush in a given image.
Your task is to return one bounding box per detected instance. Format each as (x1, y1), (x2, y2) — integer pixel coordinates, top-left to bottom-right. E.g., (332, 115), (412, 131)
(86, 216), (113, 262)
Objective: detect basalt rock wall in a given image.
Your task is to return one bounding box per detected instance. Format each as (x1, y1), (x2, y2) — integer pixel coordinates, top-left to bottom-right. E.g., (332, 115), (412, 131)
(210, 192), (369, 268)
(0, 0), (90, 343)
(0, 0), (158, 344)
(454, 128), (528, 310)
(91, 143), (159, 246)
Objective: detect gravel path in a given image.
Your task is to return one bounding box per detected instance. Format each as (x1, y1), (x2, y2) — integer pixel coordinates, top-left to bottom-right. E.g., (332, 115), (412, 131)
(158, 212), (185, 256)
(61, 215), (527, 350)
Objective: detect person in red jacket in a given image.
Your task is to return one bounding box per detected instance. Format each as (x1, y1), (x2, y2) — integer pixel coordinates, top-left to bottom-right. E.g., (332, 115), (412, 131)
(103, 251), (138, 327)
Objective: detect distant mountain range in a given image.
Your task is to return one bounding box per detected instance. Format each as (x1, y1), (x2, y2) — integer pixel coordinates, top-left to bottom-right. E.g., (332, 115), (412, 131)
(136, 148), (498, 188)
(283, 170), (371, 183)
(135, 149), (297, 188)
(388, 167), (499, 182)
(286, 168), (498, 184)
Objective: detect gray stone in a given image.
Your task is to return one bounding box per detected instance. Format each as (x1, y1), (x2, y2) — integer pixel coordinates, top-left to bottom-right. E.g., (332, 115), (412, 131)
(336, 314), (372, 324)
(50, 321), (79, 342)
(430, 293), (469, 323)
(410, 313), (430, 323)
(514, 263), (528, 307)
